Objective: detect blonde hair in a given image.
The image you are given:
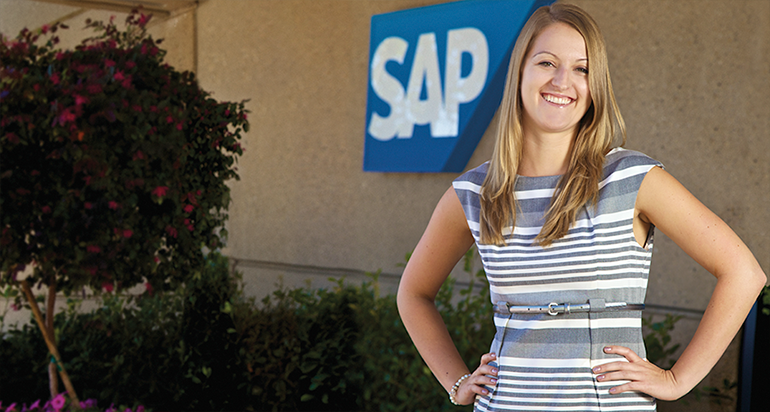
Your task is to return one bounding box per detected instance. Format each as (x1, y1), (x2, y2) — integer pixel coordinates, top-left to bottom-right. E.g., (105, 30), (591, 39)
(479, 3), (626, 246)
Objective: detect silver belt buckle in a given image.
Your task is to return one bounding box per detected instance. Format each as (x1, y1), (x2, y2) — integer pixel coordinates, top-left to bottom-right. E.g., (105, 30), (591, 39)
(547, 302), (559, 316)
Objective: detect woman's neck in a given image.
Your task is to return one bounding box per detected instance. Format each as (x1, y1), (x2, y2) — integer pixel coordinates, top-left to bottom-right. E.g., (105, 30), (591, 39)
(517, 131), (574, 177)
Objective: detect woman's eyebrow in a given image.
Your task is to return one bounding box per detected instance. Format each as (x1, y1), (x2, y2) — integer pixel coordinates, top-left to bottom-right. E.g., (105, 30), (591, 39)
(531, 51), (588, 62)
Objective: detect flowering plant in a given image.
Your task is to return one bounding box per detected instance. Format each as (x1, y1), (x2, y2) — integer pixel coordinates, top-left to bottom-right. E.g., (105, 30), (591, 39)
(0, 12), (248, 296)
(0, 393), (144, 412)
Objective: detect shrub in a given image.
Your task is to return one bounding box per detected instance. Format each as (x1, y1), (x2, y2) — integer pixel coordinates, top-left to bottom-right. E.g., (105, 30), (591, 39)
(1, 250), (493, 412)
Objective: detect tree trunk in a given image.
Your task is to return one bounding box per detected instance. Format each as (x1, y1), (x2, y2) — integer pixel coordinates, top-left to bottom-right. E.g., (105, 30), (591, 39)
(46, 279), (59, 398)
(21, 280), (80, 408)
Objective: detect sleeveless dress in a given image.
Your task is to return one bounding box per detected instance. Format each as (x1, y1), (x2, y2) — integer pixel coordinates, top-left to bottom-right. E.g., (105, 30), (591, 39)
(452, 148), (662, 412)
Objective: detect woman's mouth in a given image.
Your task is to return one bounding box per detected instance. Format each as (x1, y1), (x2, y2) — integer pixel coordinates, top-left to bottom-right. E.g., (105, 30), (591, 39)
(542, 93), (573, 105)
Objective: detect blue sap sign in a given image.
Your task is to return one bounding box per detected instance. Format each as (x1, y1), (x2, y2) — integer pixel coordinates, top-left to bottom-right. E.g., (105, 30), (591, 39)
(364, 0), (555, 172)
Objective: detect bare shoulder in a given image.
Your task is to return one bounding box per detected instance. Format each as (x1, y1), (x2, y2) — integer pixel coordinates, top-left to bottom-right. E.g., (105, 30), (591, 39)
(398, 186), (475, 298)
(636, 167), (763, 280)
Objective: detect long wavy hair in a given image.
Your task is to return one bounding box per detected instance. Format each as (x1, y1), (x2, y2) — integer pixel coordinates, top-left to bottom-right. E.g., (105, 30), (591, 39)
(479, 3), (626, 247)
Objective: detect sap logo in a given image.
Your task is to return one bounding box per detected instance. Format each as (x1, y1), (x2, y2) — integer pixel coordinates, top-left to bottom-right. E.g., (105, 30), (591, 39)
(368, 28), (488, 141)
(363, 0), (554, 173)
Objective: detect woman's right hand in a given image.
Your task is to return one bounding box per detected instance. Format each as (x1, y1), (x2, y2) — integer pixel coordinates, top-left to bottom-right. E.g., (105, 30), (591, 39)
(453, 353), (499, 405)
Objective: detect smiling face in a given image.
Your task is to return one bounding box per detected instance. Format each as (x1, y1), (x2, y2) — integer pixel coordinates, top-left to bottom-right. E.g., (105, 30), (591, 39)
(519, 22), (592, 140)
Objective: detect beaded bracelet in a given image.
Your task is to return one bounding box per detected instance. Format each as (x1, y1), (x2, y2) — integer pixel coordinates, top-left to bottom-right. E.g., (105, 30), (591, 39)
(448, 373), (472, 406)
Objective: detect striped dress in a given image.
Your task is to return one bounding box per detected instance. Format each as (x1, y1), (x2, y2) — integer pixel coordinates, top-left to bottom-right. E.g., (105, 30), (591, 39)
(452, 148), (662, 412)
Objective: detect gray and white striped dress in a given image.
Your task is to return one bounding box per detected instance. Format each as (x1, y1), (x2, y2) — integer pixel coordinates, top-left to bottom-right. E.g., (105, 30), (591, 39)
(453, 148), (662, 412)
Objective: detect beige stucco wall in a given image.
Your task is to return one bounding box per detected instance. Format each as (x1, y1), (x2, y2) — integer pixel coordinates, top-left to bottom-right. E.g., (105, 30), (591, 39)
(193, 0), (770, 307)
(2, 1), (768, 410)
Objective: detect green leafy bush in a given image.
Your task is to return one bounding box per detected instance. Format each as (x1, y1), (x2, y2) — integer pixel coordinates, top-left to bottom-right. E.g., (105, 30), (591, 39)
(237, 248), (493, 412)
(0, 251), (493, 411)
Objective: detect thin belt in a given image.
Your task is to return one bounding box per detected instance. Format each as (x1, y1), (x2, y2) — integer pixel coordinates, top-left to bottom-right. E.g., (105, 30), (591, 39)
(493, 298), (644, 316)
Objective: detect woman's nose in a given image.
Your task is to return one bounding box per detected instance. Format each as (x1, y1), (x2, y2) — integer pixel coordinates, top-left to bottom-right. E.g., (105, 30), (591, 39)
(550, 67), (570, 90)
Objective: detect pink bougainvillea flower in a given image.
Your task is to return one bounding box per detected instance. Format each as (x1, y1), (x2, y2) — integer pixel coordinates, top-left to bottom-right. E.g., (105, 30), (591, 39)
(108, 200), (120, 210)
(123, 229), (133, 238)
(6, 132), (19, 144)
(166, 115), (174, 124)
(165, 225), (178, 238)
(176, 122), (183, 131)
(152, 186), (169, 197)
(84, 202), (92, 209)
(55, 51), (65, 60)
(104, 58), (116, 67)
(59, 108), (76, 125)
(114, 70), (125, 81)
(121, 77), (132, 89)
(42, 206), (51, 214)
(144, 282), (153, 296)
(51, 393), (66, 411)
(132, 150), (145, 160)
(29, 400), (40, 410)
(125, 60), (136, 69)
(87, 245), (101, 253)
(184, 204), (194, 213)
(6, 402), (16, 412)
(50, 72), (60, 85)
(138, 13), (151, 26)
(153, 256), (160, 263)
(74, 94), (88, 106)
(102, 282), (114, 293)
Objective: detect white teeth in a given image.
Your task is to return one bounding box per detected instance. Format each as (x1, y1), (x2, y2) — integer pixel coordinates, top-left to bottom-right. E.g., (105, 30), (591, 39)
(543, 94), (572, 105)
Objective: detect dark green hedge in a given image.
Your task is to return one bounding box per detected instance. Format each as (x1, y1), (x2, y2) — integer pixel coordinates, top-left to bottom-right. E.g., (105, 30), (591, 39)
(0, 251), (494, 411)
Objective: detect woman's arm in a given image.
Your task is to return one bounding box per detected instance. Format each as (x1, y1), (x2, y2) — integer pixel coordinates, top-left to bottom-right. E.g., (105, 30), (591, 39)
(396, 186), (497, 404)
(594, 166), (767, 400)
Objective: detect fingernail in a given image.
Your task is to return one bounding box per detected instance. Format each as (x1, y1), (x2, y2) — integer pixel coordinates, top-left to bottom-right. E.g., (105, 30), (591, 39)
(490, 378), (498, 384)
(596, 375), (604, 381)
(491, 368), (498, 374)
(592, 367), (601, 373)
(604, 347), (612, 352)
(481, 389), (488, 394)
(491, 353), (496, 358)
(609, 387), (617, 394)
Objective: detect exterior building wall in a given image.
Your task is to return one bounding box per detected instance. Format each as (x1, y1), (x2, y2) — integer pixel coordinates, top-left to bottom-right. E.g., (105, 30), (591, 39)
(1, 1), (768, 410)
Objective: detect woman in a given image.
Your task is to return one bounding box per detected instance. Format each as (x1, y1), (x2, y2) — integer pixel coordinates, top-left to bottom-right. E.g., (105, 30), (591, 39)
(396, 3), (766, 411)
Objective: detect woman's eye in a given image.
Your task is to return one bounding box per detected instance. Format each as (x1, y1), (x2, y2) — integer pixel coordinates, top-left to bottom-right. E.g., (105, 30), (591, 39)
(538, 61), (554, 68)
(576, 67), (589, 74)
